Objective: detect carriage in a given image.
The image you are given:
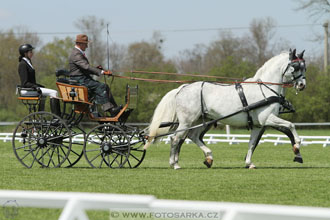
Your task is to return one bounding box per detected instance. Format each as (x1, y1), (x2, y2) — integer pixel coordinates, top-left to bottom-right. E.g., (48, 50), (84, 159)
(12, 70), (146, 168)
(12, 49), (307, 170)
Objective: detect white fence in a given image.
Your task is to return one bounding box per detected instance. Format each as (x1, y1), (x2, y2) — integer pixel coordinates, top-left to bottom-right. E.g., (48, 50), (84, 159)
(2, 132), (330, 147)
(1, 190), (330, 220)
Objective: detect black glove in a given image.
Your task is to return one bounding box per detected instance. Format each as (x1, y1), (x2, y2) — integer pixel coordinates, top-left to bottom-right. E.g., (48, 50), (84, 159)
(96, 65), (103, 70)
(35, 87), (42, 94)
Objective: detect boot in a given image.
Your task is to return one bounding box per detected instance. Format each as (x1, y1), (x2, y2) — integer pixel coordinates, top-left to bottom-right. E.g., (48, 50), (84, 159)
(38, 98), (46, 111)
(102, 102), (122, 117)
(50, 98), (61, 116)
(109, 105), (122, 117)
(102, 102), (112, 112)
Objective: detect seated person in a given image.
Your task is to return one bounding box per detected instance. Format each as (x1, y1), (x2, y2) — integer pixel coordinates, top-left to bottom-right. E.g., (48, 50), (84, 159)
(18, 44), (59, 112)
(68, 34), (121, 116)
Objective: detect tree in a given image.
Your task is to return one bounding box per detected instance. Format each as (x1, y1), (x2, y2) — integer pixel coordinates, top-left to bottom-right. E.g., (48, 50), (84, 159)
(175, 44), (207, 74)
(0, 29), (40, 119)
(204, 31), (242, 72)
(296, 0), (330, 22)
(34, 37), (74, 89)
(75, 16), (107, 67)
(295, 0), (329, 54)
(111, 36), (177, 122)
(284, 63), (330, 122)
(126, 41), (165, 70)
(109, 43), (127, 72)
(244, 17), (277, 66)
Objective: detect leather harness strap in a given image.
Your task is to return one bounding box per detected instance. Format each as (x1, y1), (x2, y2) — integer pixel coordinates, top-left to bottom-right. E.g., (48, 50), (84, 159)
(235, 83), (253, 130)
(201, 82), (207, 126)
(155, 82), (295, 139)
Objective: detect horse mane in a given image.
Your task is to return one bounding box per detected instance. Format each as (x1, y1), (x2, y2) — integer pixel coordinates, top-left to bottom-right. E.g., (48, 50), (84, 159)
(249, 51), (289, 81)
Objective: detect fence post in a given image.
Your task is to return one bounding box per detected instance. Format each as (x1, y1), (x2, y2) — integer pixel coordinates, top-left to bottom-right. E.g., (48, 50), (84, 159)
(226, 125), (230, 141)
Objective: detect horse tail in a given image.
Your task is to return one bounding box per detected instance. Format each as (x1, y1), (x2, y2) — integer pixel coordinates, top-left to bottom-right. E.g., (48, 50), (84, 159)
(144, 85), (185, 149)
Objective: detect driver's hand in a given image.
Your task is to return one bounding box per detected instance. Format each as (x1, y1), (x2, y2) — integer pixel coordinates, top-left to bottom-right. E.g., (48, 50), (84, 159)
(103, 70), (112, 75)
(96, 65), (103, 70)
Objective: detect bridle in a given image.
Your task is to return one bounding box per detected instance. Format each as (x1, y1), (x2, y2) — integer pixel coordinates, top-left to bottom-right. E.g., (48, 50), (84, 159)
(282, 50), (306, 89)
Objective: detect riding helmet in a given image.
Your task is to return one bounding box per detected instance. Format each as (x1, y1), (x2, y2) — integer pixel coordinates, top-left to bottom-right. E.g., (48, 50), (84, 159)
(19, 44), (34, 56)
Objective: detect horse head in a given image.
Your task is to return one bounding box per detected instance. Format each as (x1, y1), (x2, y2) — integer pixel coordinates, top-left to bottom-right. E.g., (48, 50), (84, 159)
(283, 49), (306, 91)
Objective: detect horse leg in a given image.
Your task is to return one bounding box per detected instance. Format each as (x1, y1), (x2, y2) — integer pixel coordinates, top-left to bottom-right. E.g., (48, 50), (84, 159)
(170, 137), (185, 169)
(169, 123), (190, 169)
(265, 114), (303, 163)
(245, 127), (266, 169)
(272, 126), (303, 163)
(187, 124), (214, 168)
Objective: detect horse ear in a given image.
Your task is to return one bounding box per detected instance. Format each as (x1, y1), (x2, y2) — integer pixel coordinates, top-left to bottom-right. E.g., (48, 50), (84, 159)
(298, 50), (305, 59)
(290, 49), (297, 60)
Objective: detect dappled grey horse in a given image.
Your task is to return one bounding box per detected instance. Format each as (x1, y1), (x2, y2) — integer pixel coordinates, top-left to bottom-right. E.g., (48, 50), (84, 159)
(144, 49), (306, 169)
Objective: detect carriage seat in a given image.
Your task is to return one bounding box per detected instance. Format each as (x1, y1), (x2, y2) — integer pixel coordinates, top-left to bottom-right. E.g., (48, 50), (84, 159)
(55, 69), (79, 85)
(16, 86), (41, 98)
(56, 82), (91, 105)
(16, 86), (42, 113)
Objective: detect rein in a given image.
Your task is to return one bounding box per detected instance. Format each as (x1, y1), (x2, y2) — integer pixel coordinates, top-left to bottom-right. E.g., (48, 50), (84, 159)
(117, 70), (242, 80)
(111, 70), (293, 88)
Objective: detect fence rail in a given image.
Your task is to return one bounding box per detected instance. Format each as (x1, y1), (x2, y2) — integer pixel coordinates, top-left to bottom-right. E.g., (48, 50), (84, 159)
(2, 122), (330, 126)
(1, 190), (330, 220)
(2, 132), (330, 147)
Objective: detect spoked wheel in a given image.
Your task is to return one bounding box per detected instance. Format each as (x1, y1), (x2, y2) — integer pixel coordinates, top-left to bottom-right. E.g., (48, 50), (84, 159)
(84, 124), (130, 168)
(12, 111), (72, 168)
(122, 131), (146, 168)
(61, 126), (85, 168)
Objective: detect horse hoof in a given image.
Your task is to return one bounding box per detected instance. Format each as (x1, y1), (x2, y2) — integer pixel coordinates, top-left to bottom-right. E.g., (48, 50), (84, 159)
(245, 164), (256, 169)
(173, 164), (181, 170)
(203, 158), (213, 168)
(293, 157), (303, 163)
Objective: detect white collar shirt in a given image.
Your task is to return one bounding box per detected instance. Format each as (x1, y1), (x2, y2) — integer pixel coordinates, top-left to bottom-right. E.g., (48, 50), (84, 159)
(22, 57), (34, 69)
(75, 46), (85, 56)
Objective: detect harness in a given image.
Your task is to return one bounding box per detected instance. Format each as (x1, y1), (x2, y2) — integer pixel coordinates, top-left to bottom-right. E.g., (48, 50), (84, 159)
(235, 83), (253, 130)
(233, 56), (305, 130)
(234, 81), (295, 130)
(200, 82), (207, 126)
(156, 53), (304, 137)
(198, 80), (295, 132)
(161, 81), (295, 138)
(156, 87), (294, 139)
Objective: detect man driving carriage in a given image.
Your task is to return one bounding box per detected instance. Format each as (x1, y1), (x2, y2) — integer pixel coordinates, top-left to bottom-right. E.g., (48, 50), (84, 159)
(68, 34), (121, 116)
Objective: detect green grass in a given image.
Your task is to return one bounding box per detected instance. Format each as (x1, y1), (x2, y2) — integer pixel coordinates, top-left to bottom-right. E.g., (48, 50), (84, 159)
(1, 130), (330, 219)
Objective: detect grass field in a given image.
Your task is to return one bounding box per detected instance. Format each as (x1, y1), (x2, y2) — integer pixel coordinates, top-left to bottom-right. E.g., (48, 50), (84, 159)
(1, 129), (330, 219)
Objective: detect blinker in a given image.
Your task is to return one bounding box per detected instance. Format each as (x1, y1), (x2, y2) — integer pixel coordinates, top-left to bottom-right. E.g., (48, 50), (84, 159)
(291, 60), (306, 72)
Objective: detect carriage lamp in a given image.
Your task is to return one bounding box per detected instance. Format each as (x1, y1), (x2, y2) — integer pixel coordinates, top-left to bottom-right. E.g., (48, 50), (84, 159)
(69, 87), (77, 100)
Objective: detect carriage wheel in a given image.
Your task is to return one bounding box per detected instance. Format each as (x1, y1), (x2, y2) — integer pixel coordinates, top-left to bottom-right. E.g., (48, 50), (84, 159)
(123, 133), (146, 168)
(12, 112), (72, 168)
(61, 126), (85, 168)
(84, 124), (130, 168)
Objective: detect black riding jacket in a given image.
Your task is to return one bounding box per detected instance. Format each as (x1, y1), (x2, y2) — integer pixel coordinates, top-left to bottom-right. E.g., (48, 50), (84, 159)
(18, 58), (44, 88)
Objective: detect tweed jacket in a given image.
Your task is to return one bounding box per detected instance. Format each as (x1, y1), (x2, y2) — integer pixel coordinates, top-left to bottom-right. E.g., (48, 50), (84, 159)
(69, 47), (102, 77)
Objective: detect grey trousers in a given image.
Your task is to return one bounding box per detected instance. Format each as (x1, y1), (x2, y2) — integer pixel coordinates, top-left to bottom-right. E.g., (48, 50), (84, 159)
(70, 75), (117, 110)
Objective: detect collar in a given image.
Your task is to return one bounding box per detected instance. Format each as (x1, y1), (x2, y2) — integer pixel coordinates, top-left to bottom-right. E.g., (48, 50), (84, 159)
(75, 46), (85, 56)
(22, 57), (34, 69)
